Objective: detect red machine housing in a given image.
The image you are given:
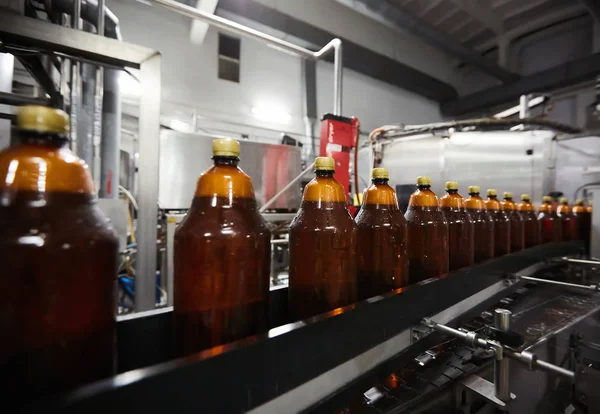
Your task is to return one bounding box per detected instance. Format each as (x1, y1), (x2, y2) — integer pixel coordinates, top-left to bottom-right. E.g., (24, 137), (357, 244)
(319, 114), (359, 205)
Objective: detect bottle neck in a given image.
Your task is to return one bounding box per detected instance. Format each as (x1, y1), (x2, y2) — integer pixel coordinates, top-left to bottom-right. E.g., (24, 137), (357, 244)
(316, 170), (334, 178)
(213, 156), (240, 166)
(446, 189), (458, 194)
(372, 178), (388, 185)
(417, 184), (431, 191)
(469, 192), (480, 198)
(488, 195), (497, 200)
(16, 130), (69, 147)
(504, 198), (513, 202)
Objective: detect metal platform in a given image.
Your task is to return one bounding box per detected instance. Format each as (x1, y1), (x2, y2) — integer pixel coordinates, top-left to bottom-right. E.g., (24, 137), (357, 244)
(25, 242), (586, 413)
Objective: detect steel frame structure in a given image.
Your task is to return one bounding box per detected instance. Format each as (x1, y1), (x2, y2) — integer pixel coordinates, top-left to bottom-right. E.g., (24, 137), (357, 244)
(0, 11), (161, 312)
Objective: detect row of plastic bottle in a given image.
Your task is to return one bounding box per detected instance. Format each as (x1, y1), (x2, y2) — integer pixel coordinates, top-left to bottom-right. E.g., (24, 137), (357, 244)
(1, 107), (593, 404)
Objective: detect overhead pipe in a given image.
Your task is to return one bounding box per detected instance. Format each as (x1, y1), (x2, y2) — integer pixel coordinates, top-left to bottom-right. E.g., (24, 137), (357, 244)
(69, 0), (81, 155)
(48, 0), (122, 198)
(150, 0), (343, 115)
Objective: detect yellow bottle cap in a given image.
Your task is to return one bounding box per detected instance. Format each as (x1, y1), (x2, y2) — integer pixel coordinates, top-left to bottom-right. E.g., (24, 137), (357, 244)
(212, 138), (240, 157)
(315, 156), (335, 171)
(417, 176), (431, 186)
(576, 199), (584, 205)
(17, 105), (70, 136)
(521, 194), (530, 201)
(445, 181), (458, 190)
(487, 189), (497, 196)
(372, 167), (389, 179)
(468, 185), (480, 194)
(542, 196), (552, 202)
(560, 197), (568, 204)
(503, 192), (513, 199)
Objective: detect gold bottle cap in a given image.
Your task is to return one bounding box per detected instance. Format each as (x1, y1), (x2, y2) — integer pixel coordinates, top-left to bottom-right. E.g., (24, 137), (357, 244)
(542, 196), (552, 202)
(445, 181), (458, 190)
(576, 199), (584, 205)
(521, 194), (530, 201)
(212, 138), (240, 157)
(372, 167), (389, 179)
(315, 156), (335, 171)
(503, 191), (513, 199)
(468, 185), (480, 194)
(487, 189), (497, 196)
(560, 197), (568, 204)
(17, 105), (70, 136)
(417, 176), (431, 186)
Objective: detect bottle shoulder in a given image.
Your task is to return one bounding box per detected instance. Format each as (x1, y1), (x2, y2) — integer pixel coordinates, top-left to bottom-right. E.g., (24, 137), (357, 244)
(195, 165), (255, 199)
(0, 144), (94, 194)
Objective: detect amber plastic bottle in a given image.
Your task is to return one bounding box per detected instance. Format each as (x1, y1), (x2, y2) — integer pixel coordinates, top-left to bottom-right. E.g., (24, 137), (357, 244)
(538, 195), (562, 243)
(485, 189), (511, 257)
(557, 197), (575, 241)
(464, 186), (494, 263)
(174, 138), (270, 355)
(573, 199), (592, 254)
(289, 157), (357, 320)
(517, 194), (540, 248)
(439, 181), (474, 271)
(501, 192), (524, 253)
(355, 168), (408, 300)
(404, 176), (449, 284)
(0, 106), (118, 402)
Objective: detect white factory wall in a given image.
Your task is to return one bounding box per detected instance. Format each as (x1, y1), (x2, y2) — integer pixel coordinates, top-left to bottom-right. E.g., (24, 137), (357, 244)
(108, 0), (446, 157)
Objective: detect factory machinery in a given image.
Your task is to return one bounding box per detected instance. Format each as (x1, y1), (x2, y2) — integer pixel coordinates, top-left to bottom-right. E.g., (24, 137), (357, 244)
(24, 241), (600, 413)
(3, 1), (600, 414)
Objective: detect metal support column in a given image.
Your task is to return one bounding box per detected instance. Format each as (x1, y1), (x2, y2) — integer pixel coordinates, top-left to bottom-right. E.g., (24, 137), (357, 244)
(135, 52), (162, 312)
(494, 309), (512, 402)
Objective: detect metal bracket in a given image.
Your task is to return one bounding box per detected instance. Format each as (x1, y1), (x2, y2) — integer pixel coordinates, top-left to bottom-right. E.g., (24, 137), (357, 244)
(456, 374), (515, 413)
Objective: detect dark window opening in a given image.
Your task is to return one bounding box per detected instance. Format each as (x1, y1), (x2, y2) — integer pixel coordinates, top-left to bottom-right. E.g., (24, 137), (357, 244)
(218, 33), (240, 83)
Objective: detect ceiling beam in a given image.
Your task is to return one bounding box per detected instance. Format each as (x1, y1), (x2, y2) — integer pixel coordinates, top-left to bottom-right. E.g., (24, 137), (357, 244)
(579, 0), (600, 23)
(337, 0), (516, 82)
(216, 0), (458, 102)
(447, 0), (503, 34)
(441, 51), (600, 116)
(474, 5), (586, 50)
(189, 0), (219, 45)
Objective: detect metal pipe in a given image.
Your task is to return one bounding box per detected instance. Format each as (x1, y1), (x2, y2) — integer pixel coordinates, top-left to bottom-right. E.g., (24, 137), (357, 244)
(259, 160), (316, 213)
(150, 0), (343, 114)
(92, 0), (105, 191)
(0, 91), (50, 106)
(503, 349), (576, 381)
(518, 275), (599, 291)
(70, 0), (82, 153)
(564, 257), (600, 265)
(519, 94), (530, 119)
(494, 309), (511, 402)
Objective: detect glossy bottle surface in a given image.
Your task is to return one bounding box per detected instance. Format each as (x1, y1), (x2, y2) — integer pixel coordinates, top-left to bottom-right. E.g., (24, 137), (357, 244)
(501, 195), (524, 252)
(355, 175), (408, 300)
(485, 193), (510, 257)
(573, 200), (591, 254)
(289, 161), (357, 320)
(557, 200), (575, 241)
(439, 186), (474, 271)
(538, 198), (562, 243)
(0, 111), (118, 402)
(174, 150), (270, 355)
(404, 179), (449, 284)
(517, 196), (540, 248)
(464, 189), (494, 263)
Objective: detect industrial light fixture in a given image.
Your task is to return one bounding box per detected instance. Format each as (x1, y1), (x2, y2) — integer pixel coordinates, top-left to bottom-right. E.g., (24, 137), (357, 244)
(251, 105), (292, 124)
